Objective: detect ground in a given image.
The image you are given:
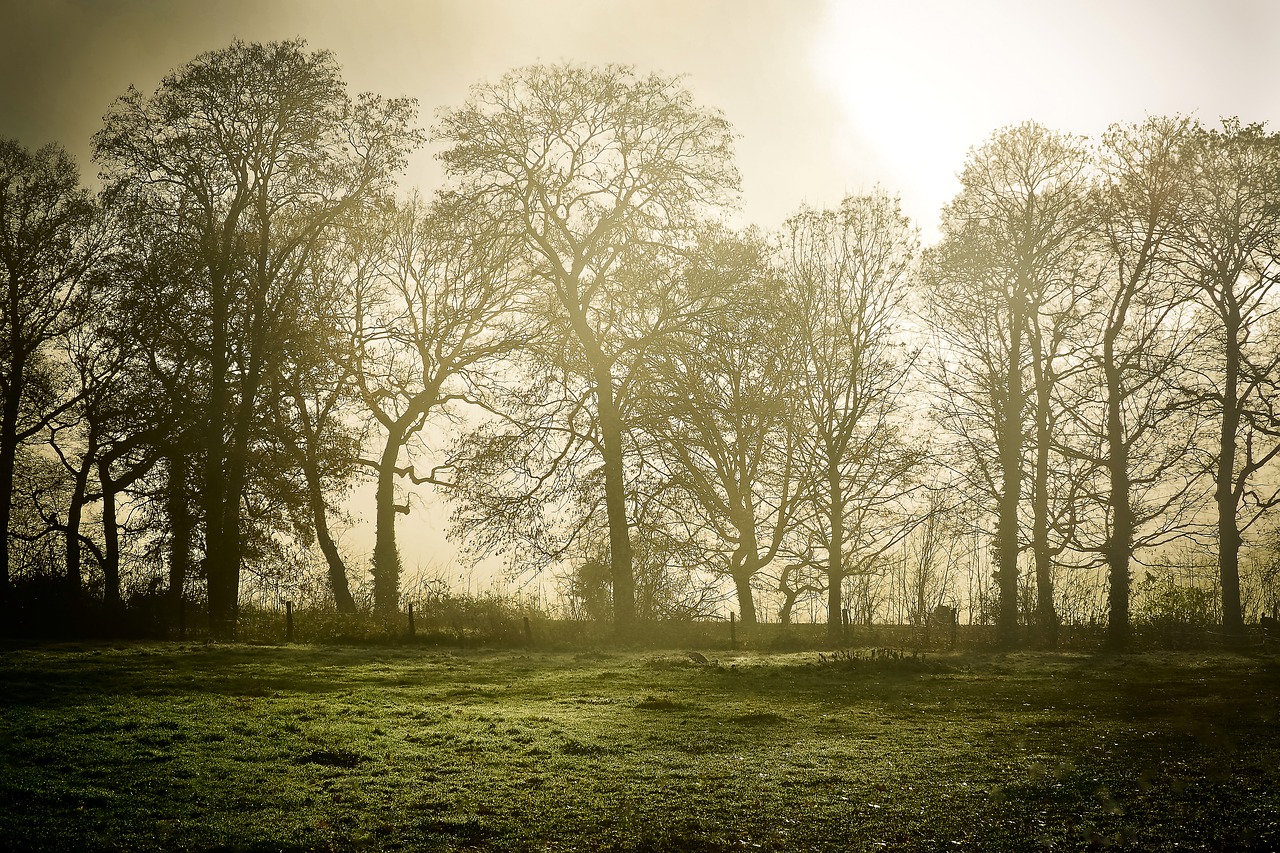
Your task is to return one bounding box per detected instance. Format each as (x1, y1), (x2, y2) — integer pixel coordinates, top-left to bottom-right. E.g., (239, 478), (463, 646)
(1, 642), (1277, 851)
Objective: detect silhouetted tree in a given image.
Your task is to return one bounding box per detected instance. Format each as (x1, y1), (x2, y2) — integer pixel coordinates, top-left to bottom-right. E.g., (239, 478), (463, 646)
(94, 39), (421, 638)
(925, 123), (1092, 648)
(437, 63), (738, 630)
(0, 138), (106, 606)
(270, 265), (362, 614)
(348, 193), (526, 616)
(1167, 119), (1280, 643)
(1062, 117), (1211, 650)
(105, 206), (210, 620)
(781, 192), (924, 641)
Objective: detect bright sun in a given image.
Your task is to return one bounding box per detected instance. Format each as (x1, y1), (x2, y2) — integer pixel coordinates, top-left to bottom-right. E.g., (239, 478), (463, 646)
(808, 0), (1129, 240)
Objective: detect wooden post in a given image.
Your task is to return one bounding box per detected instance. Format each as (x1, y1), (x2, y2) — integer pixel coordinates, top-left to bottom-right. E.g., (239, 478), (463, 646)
(730, 611), (736, 648)
(407, 602), (416, 637)
(285, 600), (294, 643)
(523, 616), (532, 645)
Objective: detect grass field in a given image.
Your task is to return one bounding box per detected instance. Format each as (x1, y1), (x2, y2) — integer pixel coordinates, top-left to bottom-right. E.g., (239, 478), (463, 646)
(1, 641), (1278, 851)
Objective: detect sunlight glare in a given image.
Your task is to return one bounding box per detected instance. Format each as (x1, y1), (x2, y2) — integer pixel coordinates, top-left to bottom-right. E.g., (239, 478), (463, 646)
(810, 0), (1126, 238)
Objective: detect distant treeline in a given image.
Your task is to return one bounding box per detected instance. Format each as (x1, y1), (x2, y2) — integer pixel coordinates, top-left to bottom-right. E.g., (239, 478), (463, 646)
(2, 39), (1278, 648)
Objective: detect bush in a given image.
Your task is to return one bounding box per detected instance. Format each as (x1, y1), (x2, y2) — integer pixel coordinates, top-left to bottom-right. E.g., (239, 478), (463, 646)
(1135, 572), (1216, 649)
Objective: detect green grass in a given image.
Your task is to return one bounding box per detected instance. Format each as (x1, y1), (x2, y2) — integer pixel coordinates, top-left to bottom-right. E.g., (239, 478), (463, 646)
(1, 642), (1277, 851)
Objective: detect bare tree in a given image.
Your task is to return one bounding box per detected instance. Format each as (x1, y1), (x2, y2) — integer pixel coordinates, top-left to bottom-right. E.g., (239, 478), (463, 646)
(1166, 119), (1280, 642)
(924, 122), (1093, 648)
(636, 230), (804, 625)
(782, 192), (923, 641)
(267, 249), (369, 614)
(1058, 117), (1212, 649)
(349, 193), (527, 616)
(436, 63), (738, 629)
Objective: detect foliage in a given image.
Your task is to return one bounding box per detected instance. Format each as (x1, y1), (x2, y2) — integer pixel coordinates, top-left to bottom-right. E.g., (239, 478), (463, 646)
(92, 39), (423, 637)
(0, 137), (105, 602)
(1135, 571), (1217, 636)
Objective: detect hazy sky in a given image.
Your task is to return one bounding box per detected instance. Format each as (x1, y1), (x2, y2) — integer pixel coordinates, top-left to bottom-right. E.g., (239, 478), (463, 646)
(3, 0), (1275, 581)
(5, 0), (1279, 241)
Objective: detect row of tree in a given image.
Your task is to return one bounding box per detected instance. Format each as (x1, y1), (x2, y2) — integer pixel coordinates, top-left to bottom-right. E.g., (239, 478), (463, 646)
(2, 39), (1278, 647)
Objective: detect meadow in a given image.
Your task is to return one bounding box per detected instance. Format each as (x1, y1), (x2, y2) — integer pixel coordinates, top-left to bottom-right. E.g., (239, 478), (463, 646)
(1, 640), (1277, 851)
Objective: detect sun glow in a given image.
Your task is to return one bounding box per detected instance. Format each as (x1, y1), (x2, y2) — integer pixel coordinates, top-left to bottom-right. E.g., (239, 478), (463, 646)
(809, 0), (1136, 240)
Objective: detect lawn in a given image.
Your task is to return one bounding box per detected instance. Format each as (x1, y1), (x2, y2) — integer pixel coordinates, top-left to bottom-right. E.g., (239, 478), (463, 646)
(1, 641), (1277, 851)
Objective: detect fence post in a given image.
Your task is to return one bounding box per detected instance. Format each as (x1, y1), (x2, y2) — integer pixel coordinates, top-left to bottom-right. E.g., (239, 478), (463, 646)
(407, 602), (416, 637)
(730, 611), (736, 648)
(285, 600), (294, 643)
(523, 615), (532, 645)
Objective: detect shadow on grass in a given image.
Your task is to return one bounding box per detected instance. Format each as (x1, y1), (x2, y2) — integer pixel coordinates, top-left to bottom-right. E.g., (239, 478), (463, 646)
(1, 643), (1278, 851)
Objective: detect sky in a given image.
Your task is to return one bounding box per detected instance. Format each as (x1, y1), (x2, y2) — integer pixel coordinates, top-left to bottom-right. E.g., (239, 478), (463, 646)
(2, 0), (1277, 585)
(8, 0), (1280, 240)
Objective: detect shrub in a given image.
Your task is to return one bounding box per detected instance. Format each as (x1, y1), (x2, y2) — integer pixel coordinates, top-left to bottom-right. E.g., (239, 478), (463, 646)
(1135, 572), (1216, 649)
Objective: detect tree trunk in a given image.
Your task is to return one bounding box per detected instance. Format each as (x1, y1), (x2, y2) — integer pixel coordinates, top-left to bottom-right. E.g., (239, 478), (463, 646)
(1031, 352), (1058, 649)
(778, 564), (801, 626)
(290, 377), (357, 614)
(732, 569), (757, 627)
(304, 454), (356, 614)
(826, 462), (845, 641)
(208, 457), (248, 641)
(595, 371), (635, 630)
(0, 354), (22, 604)
(166, 451), (192, 621)
(1218, 310), (1244, 641)
(778, 594), (797, 625)
(204, 281), (234, 639)
(1105, 471), (1134, 651)
(995, 325), (1024, 649)
(206, 287), (267, 640)
(99, 463), (121, 610)
(65, 428), (98, 597)
(993, 432), (1024, 645)
(1103, 354), (1133, 651)
(373, 430), (405, 618)
(212, 295), (270, 638)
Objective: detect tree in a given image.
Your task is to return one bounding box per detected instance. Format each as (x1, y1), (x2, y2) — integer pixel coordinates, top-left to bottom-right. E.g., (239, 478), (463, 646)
(0, 138), (105, 605)
(48, 324), (115, 601)
(104, 208), (210, 621)
(782, 192), (923, 641)
(637, 230), (804, 626)
(924, 123), (1093, 648)
(349, 193), (526, 617)
(94, 39), (422, 637)
(268, 253), (364, 614)
(1168, 119), (1280, 642)
(437, 63), (739, 629)
(1062, 116), (1211, 650)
